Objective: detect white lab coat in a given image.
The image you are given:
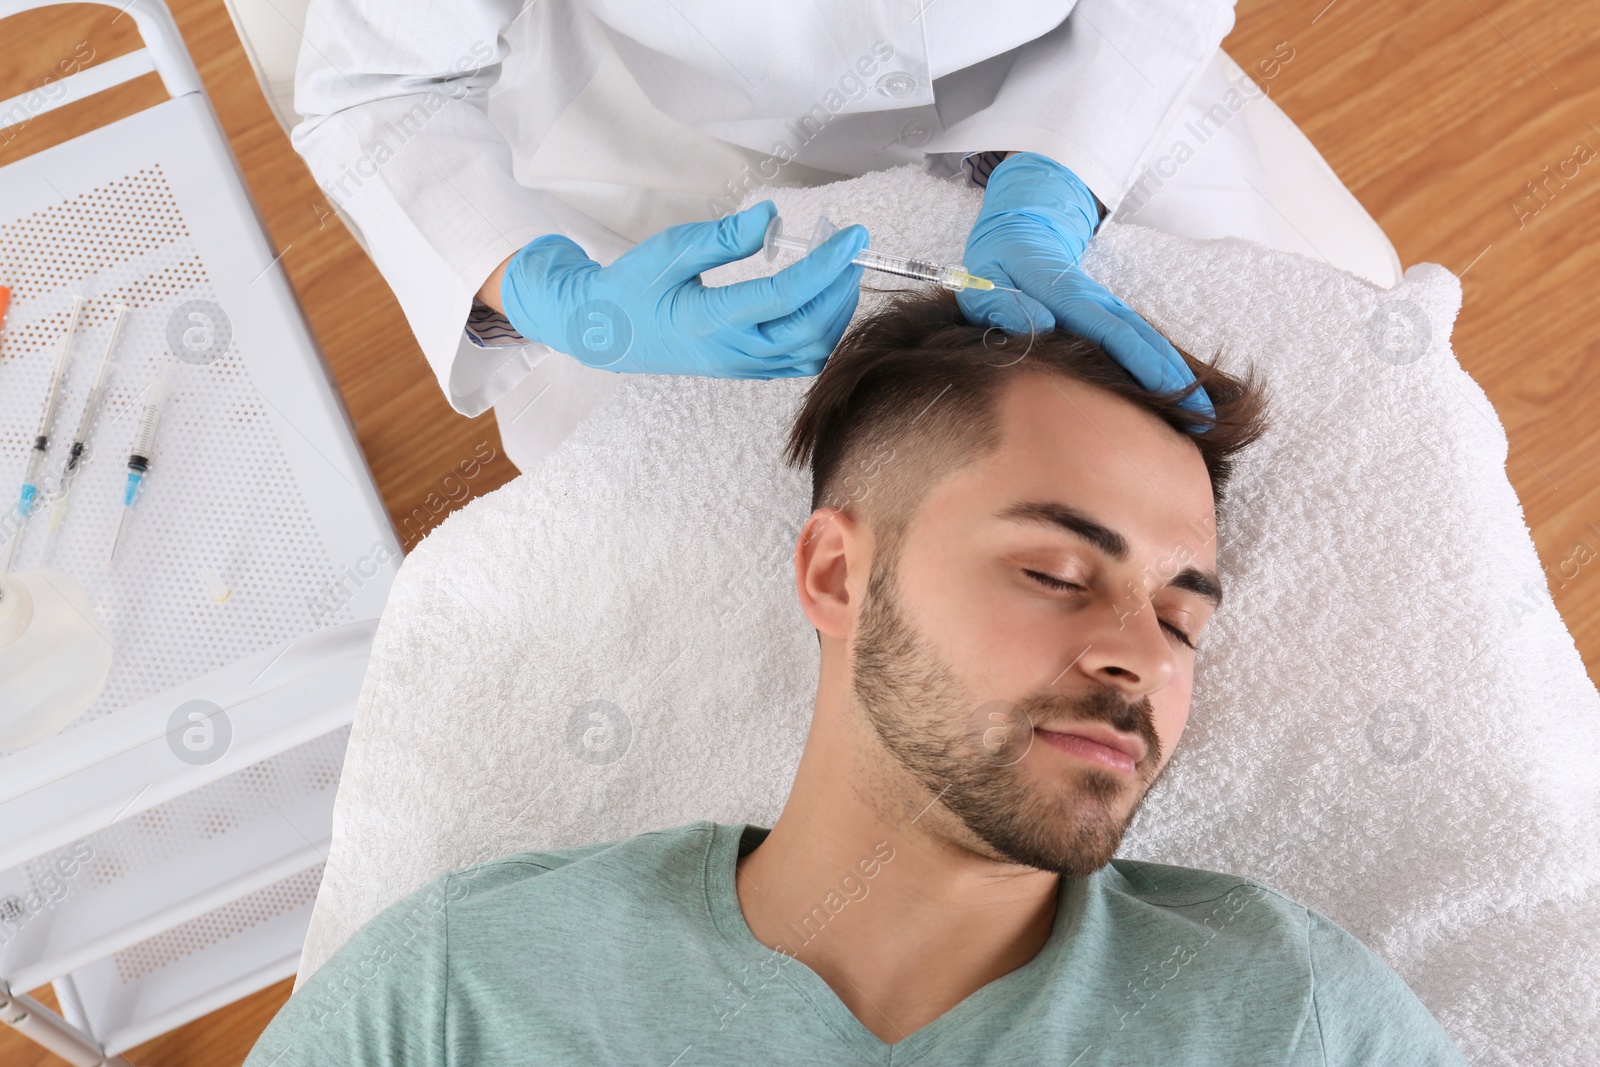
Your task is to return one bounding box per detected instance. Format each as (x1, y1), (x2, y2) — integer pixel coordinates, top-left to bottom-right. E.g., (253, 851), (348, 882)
(292, 0), (1236, 419)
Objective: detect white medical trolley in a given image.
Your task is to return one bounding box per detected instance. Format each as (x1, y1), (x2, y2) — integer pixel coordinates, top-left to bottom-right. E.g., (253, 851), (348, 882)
(0, 0), (400, 1061)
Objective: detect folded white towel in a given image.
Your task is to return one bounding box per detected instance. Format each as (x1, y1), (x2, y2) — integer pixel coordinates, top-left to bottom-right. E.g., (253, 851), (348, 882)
(300, 165), (1600, 1066)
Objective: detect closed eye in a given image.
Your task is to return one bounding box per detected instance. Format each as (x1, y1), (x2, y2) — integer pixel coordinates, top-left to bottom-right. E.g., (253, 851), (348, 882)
(1024, 569), (1199, 651)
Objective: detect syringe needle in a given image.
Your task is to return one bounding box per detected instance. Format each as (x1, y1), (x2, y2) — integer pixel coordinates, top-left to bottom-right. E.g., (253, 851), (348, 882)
(1, 524), (20, 574)
(107, 505), (133, 571)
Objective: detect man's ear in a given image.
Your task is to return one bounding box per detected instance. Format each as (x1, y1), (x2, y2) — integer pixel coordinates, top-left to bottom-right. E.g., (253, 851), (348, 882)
(795, 507), (863, 642)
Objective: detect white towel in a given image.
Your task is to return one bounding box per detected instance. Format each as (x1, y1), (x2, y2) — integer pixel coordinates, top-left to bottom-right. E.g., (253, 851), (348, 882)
(300, 165), (1600, 1066)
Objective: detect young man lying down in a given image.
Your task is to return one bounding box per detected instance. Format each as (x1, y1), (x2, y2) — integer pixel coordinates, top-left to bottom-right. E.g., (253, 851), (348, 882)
(246, 290), (1469, 1066)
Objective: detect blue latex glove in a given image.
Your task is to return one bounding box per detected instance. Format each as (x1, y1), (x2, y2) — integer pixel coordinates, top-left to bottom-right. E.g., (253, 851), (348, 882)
(500, 200), (868, 378)
(956, 152), (1215, 427)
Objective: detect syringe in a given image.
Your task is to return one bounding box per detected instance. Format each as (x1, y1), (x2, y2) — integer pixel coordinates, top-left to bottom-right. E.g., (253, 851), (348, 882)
(763, 214), (999, 293)
(43, 304), (130, 556)
(107, 363), (174, 570)
(3, 295), (87, 573)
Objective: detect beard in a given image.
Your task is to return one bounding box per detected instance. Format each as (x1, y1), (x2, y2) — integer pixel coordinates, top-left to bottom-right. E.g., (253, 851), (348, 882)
(850, 554), (1166, 878)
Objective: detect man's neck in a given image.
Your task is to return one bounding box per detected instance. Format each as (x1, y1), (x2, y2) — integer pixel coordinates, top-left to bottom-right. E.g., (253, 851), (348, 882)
(734, 712), (1062, 1046)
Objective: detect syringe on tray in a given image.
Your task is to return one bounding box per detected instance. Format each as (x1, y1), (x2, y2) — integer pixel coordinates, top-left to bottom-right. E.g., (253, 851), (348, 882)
(107, 362), (175, 570)
(3, 296), (85, 573)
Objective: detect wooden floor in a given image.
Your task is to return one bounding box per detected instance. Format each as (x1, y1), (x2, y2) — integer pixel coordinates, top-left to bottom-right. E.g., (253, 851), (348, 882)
(1, 0), (1595, 1062)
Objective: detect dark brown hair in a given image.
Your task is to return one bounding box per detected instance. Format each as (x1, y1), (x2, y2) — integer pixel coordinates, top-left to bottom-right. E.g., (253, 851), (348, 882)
(785, 288), (1271, 548)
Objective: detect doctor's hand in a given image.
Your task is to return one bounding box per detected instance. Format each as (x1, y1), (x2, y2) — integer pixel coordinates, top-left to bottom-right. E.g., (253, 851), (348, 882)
(498, 200), (868, 378)
(956, 152), (1215, 425)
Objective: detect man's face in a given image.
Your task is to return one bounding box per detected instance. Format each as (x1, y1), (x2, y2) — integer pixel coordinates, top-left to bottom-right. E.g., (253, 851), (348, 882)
(849, 373), (1221, 877)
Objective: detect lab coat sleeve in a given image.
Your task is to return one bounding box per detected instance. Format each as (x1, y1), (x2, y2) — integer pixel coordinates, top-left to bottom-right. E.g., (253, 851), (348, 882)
(924, 0), (1238, 216)
(291, 0), (631, 416)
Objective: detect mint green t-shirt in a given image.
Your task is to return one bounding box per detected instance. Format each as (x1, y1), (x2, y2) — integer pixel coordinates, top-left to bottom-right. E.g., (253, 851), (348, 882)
(246, 821), (1467, 1066)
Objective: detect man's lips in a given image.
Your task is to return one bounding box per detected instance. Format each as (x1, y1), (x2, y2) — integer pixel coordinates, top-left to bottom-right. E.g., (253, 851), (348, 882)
(1035, 725), (1145, 775)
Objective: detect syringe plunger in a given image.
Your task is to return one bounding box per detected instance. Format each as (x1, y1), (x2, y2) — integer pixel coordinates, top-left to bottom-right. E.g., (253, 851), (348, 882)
(130, 392), (166, 460)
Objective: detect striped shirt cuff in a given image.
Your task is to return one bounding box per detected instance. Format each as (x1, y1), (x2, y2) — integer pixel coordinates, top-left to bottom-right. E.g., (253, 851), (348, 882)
(465, 302), (528, 349)
(960, 150), (1010, 189)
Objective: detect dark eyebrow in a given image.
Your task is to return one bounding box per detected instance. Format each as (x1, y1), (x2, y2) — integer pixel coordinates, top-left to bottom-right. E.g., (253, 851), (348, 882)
(995, 500), (1223, 609)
